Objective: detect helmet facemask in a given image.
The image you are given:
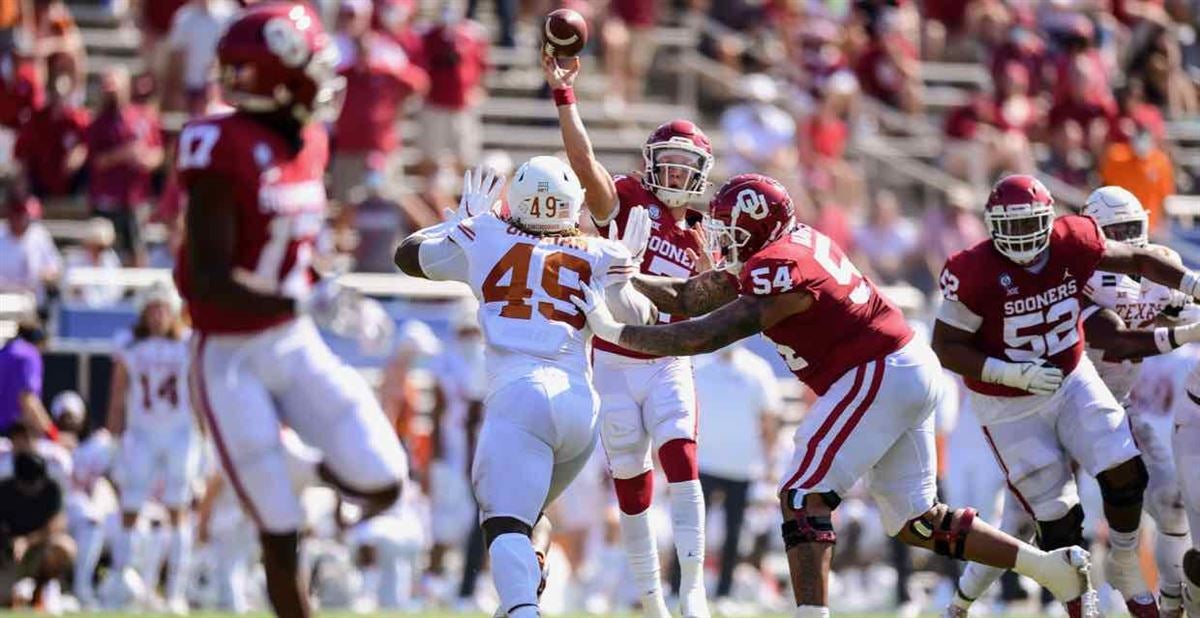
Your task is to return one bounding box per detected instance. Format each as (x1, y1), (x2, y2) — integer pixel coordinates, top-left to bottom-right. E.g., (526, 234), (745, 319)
(985, 202), (1054, 265)
(705, 213), (752, 273)
(1101, 219), (1148, 247)
(643, 144), (712, 208)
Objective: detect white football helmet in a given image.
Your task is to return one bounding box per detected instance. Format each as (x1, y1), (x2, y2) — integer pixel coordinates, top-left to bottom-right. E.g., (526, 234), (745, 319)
(1083, 185), (1148, 247)
(506, 156), (584, 233)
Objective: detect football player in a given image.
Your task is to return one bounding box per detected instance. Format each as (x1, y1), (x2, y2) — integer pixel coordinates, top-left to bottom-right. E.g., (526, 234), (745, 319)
(101, 283), (195, 613)
(573, 173), (1102, 618)
(931, 175), (1200, 617)
(174, 5), (408, 617)
(1156, 351), (1200, 616)
(544, 53), (713, 618)
(394, 156), (658, 618)
(946, 185), (1200, 617)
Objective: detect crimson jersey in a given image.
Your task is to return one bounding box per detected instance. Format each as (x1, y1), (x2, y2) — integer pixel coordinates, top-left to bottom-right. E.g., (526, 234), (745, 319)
(938, 215), (1107, 397)
(593, 175), (703, 359)
(173, 113), (328, 334)
(740, 224), (912, 395)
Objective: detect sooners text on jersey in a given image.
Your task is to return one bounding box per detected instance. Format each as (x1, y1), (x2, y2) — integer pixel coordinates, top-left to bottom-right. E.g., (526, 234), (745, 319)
(173, 113), (328, 334)
(592, 175), (703, 359)
(940, 215), (1107, 397)
(741, 223), (911, 395)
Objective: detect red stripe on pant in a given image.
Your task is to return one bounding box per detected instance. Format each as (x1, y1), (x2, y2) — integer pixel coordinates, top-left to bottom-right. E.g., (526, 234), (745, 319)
(191, 334), (267, 530)
(781, 363), (867, 490)
(981, 426), (1037, 518)
(799, 359), (886, 489)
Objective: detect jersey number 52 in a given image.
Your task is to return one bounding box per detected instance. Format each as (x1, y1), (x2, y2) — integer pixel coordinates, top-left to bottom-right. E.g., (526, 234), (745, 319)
(482, 244), (593, 329)
(1003, 298), (1080, 361)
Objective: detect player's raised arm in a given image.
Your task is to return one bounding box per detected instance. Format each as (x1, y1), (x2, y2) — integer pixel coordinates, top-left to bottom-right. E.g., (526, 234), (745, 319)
(1081, 306), (1200, 361)
(1097, 239), (1200, 302)
(542, 54), (618, 221)
(395, 166), (502, 280)
(185, 175), (296, 316)
(632, 270), (740, 317)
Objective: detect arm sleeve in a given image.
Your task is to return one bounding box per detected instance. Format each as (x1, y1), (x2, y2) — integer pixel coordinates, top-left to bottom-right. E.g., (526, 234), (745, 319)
(936, 257), (983, 332)
(418, 236), (469, 282)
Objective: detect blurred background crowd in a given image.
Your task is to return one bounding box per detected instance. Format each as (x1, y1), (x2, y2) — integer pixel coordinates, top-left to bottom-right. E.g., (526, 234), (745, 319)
(1, 0), (1200, 615)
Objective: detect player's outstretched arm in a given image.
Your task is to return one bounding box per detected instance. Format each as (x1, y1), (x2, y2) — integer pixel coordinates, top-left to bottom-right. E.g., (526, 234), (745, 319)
(542, 54), (618, 221)
(931, 320), (1064, 395)
(576, 282), (808, 356)
(1086, 304), (1200, 360)
(632, 270), (740, 317)
(186, 177), (299, 315)
(1098, 240), (1200, 300)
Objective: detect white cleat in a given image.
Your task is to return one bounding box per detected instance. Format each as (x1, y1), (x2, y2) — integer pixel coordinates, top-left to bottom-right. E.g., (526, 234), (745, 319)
(1105, 548), (1158, 617)
(1043, 547), (1102, 618)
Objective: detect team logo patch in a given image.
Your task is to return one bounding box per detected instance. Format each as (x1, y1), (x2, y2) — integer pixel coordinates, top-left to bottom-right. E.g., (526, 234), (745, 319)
(648, 205), (660, 220)
(999, 273), (1019, 296)
(254, 143), (273, 169)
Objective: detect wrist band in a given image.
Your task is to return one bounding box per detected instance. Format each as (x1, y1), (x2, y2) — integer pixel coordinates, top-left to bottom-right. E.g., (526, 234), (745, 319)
(553, 86), (576, 107)
(1154, 327), (1177, 354)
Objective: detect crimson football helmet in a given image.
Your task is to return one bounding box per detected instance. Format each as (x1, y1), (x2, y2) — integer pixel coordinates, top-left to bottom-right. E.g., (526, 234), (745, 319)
(642, 119), (714, 208)
(217, 2), (344, 122)
(984, 174), (1056, 265)
(707, 173), (795, 272)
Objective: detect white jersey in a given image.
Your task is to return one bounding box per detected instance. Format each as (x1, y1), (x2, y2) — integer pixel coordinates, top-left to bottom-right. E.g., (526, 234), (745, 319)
(425, 214), (636, 391)
(117, 335), (192, 432)
(1082, 254), (1188, 402)
(435, 341), (485, 473)
(1132, 344), (1200, 427)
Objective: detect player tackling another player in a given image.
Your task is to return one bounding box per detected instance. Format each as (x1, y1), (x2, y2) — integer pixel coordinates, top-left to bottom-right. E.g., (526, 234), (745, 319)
(544, 49), (714, 618)
(395, 157), (661, 618)
(174, 4), (409, 617)
(574, 173), (1116, 618)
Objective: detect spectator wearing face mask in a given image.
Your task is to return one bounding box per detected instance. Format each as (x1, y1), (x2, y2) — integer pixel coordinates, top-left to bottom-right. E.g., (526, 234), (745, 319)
(14, 71), (88, 199)
(0, 420), (74, 609)
(1099, 122), (1175, 237)
(416, 3), (489, 180)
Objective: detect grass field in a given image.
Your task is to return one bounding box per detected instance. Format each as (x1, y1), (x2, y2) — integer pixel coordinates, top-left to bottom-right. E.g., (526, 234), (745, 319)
(0, 613), (1051, 617)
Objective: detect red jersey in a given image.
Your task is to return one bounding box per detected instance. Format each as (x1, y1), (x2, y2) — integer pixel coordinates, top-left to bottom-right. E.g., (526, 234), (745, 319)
(938, 216), (1106, 397)
(419, 20), (488, 110)
(85, 104), (162, 211)
(335, 39), (426, 153)
(593, 175), (703, 359)
(15, 104), (90, 197)
(740, 224), (911, 396)
(0, 55), (43, 129)
(173, 113), (329, 335)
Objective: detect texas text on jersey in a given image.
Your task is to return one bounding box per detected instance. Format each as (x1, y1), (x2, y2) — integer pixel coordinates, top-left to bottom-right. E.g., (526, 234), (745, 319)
(739, 222), (911, 395)
(939, 215), (1107, 397)
(592, 175), (702, 359)
(173, 113), (329, 334)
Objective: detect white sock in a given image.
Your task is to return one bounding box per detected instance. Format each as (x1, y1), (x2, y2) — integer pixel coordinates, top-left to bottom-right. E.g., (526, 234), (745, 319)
(957, 560), (1006, 604)
(166, 520), (193, 601)
(619, 510), (670, 618)
(1110, 528), (1139, 552)
(794, 604), (830, 617)
(668, 479), (708, 616)
(489, 533), (541, 618)
(73, 522), (103, 599)
(113, 525), (134, 572)
(1157, 532), (1188, 597)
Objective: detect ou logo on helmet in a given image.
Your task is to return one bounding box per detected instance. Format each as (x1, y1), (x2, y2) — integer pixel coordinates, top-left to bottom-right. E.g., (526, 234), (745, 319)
(264, 17), (309, 68)
(736, 189), (769, 220)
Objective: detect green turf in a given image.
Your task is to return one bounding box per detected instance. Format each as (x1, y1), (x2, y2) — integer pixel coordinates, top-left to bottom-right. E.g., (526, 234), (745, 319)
(0, 613), (1047, 617)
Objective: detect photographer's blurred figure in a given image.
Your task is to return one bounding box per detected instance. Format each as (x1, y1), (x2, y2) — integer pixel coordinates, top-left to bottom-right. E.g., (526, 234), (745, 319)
(0, 319), (54, 439)
(0, 420), (75, 611)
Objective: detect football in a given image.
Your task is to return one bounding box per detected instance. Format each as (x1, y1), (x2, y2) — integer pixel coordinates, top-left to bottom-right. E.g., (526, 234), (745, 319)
(542, 8), (587, 58)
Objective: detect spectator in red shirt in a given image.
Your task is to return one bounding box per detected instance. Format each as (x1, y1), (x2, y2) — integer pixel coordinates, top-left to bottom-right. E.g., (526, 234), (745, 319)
(84, 67), (164, 267)
(14, 71), (88, 199)
(852, 14), (921, 113)
(988, 19), (1047, 97)
(374, 0), (423, 61)
(1107, 79), (1165, 144)
(330, 0), (428, 209)
(0, 46), (43, 130)
(1047, 17), (1116, 149)
(417, 8), (489, 178)
(28, 0), (83, 101)
(602, 0), (657, 114)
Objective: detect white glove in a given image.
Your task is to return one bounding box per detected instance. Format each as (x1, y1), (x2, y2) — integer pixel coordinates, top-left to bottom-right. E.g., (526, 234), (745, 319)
(445, 166), (506, 222)
(982, 358), (1064, 396)
(570, 280), (625, 342)
(608, 206), (651, 265)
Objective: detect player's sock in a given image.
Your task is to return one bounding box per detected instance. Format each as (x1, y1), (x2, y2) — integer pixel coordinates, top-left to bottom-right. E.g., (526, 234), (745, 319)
(619, 510), (671, 618)
(667, 479), (708, 617)
(113, 525), (134, 572)
(1156, 531), (1188, 600)
(956, 560), (1006, 607)
(793, 604), (830, 617)
(1110, 528), (1139, 552)
(489, 533), (541, 618)
(166, 521), (193, 602)
(73, 522), (103, 603)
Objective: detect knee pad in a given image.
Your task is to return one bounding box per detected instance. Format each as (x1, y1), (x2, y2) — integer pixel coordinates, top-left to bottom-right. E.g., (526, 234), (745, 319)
(1097, 456), (1149, 508)
(780, 491), (839, 549)
(482, 516), (532, 548)
(657, 439), (698, 483)
(1146, 483), (1188, 536)
(907, 503), (977, 560)
(1036, 503), (1085, 550)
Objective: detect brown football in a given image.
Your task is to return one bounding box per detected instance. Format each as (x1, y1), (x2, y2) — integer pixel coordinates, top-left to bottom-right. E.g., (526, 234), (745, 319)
(543, 8), (587, 58)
